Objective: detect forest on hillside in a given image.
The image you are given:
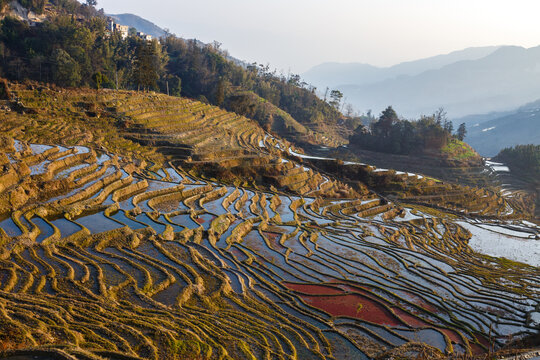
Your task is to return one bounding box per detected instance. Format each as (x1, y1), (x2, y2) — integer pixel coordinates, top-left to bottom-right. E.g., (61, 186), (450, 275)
(0, 0), (477, 156)
(349, 106), (468, 155)
(497, 144), (540, 181)
(0, 0), (349, 142)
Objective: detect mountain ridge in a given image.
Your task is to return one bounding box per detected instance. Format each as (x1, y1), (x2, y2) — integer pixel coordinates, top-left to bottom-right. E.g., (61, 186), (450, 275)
(460, 102), (540, 156)
(331, 45), (540, 118)
(302, 46), (502, 89)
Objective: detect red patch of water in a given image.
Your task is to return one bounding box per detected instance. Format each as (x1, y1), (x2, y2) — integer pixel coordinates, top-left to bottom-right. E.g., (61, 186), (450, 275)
(284, 282), (473, 352)
(283, 282), (403, 325)
(335, 283), (372, 293)
(284, 283), (403, 326)
(263, 232), (280, 240)
(469, 343), (486, 355)
(395, 289), (441, 313)
(340, 284), (442, 317)
(283, 282), (343, 295)
(439, 329), (463, 345)
(462, 333), (492, 355)
(263, 232), (287, 252)
(474, 333), (492, 350)
(196, 214), (216, 225)
(230, 248), (247, 262)
(301, 293), (404, 326)
(335, 283), (433, 327)
(391, 307), (432, 328)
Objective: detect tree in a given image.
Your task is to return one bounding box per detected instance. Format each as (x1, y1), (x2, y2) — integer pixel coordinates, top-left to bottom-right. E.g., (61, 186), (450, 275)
(329, 89), (343, 109)
(0, 78), (11, 100)
(350, 106), (457, 155)
(0, 9), (347, 141)
(19, 0), (46, 13)
(134, 40), (159, 91)
(434, 107), (447, 126)
(51, 48), (81, 87)
(214, 78), (226, 106)
(92, 72), (104, 90)
(344, 103), (354, 117)
(85, 0), (97, 7)
(457, 123), (467, 141)
(376, 106), (399, 137)
(288, 74), (300, 87)
(168, 75), (182, 97)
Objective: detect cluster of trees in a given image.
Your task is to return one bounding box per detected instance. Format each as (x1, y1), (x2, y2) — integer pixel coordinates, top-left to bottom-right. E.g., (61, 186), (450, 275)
(0, 0), (46, 14)
(0, 0), (345, 136)
(497, 144), (540, 179)
(349, 106), (467, 155)
(162, 36), (343, 129)
(0, 0), (167, 90)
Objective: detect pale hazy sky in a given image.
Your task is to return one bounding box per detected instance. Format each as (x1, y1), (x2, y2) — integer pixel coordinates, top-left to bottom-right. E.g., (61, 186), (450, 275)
(95, 0), (540, 73)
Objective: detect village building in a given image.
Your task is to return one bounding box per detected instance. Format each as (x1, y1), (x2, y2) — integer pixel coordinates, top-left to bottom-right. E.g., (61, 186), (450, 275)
(108, 19), (129, 40)
(137, 32), (153, 41)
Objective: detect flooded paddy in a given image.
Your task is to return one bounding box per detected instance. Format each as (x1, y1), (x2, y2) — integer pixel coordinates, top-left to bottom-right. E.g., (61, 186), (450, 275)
(0, 140), (538, 359)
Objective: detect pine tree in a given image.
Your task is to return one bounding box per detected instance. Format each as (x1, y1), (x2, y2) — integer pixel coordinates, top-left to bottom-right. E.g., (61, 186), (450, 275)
(51, 48), (81, 87)
(214, 78), (226, 106)
(134, 41), (158, 91)
(457, 123), (467, 141)
(376, 106), (398, 138)
(329, 90), (343, 109)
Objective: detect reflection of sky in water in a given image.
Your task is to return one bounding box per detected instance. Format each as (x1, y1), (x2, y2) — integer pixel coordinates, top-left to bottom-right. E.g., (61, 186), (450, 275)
(51, 218), (82, 238)
(3, 139), (538, 353)
(0, 217), (22, 237)
(34, 217), (55, 243)
(75, 213), (123, 233)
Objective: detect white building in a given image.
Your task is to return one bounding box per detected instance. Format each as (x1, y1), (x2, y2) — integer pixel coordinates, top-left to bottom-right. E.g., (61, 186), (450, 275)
(137, 32), (153, 41)
(108, 19), (129, 40)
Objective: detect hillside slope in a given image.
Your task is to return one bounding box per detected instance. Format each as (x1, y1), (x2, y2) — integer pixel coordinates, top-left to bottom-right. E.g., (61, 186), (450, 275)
(2, 81), (358, 199)
(0, 80), (538, 360)
(0, 0), (352, 152)
(224, 90), (348, 147)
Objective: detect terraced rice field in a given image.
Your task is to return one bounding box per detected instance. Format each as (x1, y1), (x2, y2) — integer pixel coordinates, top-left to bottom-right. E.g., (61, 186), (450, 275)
(1, 136), (539, 360)
(1, 84), (359, 202)
(304, 155), (534, 220)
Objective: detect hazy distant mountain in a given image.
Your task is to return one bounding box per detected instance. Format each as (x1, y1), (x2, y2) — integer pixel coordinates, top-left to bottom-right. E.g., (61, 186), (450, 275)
(461, 99), (540, 156)
(304, 45), (540, 119)
(302, 46), (501, 89)
(109, 13), (166, 38)
(451, 110), (516, 128)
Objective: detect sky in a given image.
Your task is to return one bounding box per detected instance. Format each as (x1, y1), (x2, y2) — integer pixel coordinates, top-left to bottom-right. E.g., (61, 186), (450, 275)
(95, 0), (540, 74)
